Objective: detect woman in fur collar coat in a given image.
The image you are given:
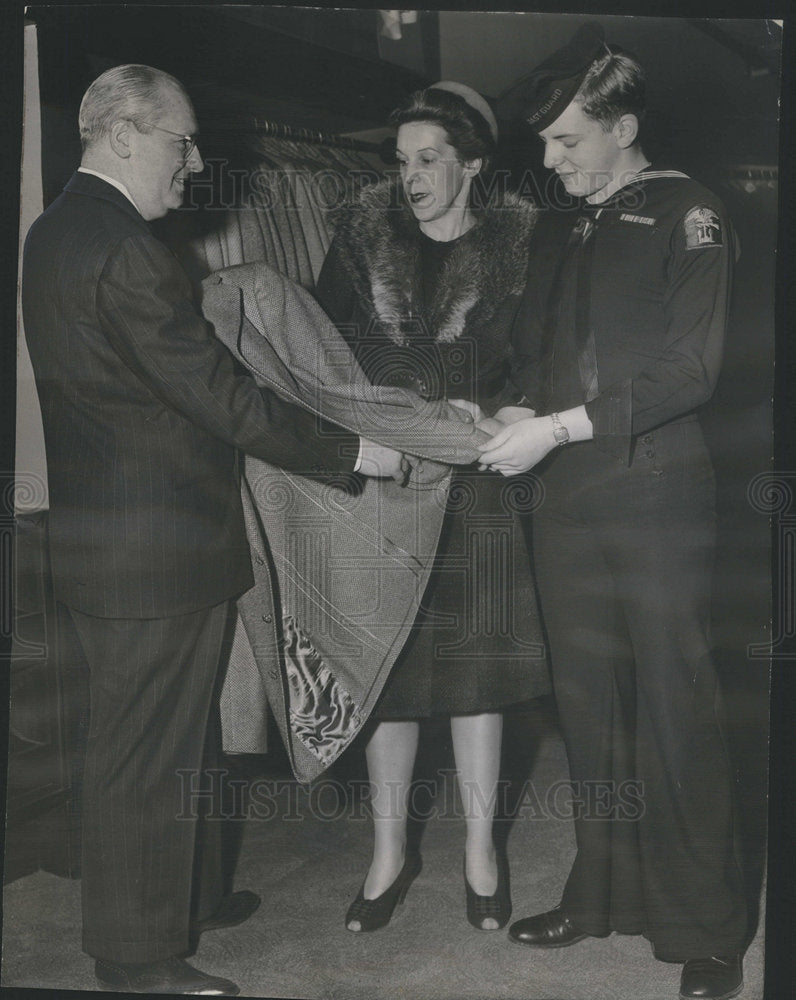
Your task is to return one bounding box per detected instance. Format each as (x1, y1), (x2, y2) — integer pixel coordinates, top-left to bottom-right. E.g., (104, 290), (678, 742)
(316, 84), (549, 934)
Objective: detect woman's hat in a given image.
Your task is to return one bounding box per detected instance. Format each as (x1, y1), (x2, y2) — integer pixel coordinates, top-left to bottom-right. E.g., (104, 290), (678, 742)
(429, 80), (499, 142)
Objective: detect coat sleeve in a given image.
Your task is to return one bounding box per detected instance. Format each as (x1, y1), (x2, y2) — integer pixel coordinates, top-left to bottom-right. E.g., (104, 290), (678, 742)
(96, 231), (359, 475)
(585, 201), (735, 462)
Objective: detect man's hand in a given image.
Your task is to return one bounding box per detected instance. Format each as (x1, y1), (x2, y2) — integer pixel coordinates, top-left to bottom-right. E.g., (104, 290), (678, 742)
(477, 417), (556, 475)
(448, 398), (483, 423)
(358, 438), (407, 481)
(478, 407), (593, 475)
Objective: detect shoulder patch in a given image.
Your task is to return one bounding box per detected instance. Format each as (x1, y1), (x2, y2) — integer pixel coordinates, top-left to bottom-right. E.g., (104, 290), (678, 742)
(683, 206), (723, 250)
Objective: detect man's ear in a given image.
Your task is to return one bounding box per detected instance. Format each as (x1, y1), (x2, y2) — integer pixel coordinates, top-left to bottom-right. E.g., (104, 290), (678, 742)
(109, 119), (133, 159)
(614, 114), (639, 149)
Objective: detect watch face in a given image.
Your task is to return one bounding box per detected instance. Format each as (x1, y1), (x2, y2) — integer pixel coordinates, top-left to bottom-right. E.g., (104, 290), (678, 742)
(553, 426), (570, 444)
(550, 413), (569, 445)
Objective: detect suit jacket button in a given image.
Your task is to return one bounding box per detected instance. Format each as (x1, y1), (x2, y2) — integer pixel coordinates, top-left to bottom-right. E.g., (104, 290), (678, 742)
(262, 614), (273, 623)
(254, 555), (264, 565)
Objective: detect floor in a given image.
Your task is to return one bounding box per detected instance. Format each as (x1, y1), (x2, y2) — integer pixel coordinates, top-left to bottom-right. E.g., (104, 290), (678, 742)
(1, 699), (767, 1000)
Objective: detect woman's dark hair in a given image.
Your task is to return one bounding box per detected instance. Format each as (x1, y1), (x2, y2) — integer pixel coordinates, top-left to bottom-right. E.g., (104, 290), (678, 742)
(389, 88), (497, 175)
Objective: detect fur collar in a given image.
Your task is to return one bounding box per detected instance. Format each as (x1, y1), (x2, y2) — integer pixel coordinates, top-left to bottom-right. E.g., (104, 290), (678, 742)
(332, 180), (537, 345)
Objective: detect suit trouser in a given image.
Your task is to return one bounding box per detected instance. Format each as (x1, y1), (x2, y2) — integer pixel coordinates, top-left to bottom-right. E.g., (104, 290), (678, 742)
(67, 601), (230, 963)
(532, 419), (747, 961)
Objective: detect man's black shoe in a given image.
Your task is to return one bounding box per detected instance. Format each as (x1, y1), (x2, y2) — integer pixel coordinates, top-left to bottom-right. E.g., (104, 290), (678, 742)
(197, 890), (261, 933)
(508, 906), (590, 948)
(95, 956), (239, 995)
(679, 955), (743, 1000)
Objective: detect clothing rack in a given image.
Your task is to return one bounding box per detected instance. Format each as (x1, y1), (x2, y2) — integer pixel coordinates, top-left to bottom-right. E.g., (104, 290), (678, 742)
(189, 115), (388, 290)
(250, 117), (394, 162)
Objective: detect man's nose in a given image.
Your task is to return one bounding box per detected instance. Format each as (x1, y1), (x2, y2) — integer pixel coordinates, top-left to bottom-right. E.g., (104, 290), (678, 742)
(543, 144), (562, 170)
(186, 144), (203, 173)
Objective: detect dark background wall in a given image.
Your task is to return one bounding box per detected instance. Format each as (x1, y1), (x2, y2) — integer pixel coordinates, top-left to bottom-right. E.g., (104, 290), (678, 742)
(27, 9), (780, 194)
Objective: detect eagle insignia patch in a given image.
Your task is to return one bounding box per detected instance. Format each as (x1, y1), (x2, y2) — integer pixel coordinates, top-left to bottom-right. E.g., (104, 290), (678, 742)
(684, 206), (723, 249)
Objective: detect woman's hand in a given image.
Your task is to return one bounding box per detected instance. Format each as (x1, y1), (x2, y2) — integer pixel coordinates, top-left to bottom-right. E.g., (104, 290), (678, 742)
(493, 405), (536, 424)
(475, 416), (505, 437)
(448, 398), (483, 423)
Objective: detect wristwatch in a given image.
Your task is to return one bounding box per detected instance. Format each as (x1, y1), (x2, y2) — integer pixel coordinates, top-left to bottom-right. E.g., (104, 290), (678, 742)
(550, 412), (570, 446)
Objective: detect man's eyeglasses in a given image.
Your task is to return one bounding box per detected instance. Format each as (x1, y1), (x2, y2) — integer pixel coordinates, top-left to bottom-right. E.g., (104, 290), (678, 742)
(138, 122), (198, 160)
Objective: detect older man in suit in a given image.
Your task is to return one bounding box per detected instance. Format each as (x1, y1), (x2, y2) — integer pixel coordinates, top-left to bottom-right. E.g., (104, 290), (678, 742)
(22, 63), (401, 995)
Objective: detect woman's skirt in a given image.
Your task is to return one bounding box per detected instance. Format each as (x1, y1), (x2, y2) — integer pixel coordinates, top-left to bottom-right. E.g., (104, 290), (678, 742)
(373, 467), (550, 718)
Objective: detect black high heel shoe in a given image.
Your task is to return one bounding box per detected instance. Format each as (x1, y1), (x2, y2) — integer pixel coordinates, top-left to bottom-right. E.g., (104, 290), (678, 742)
(464, 853), (511, 930)
(345, 854), (422, 932)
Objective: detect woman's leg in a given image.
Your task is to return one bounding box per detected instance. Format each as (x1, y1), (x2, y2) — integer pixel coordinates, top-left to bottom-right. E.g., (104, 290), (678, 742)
(360, 719), (420, 900)
(452, 711), (503, 917)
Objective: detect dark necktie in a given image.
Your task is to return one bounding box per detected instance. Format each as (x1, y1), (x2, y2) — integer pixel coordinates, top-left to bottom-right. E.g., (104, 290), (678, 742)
(539, 210), (600, 412)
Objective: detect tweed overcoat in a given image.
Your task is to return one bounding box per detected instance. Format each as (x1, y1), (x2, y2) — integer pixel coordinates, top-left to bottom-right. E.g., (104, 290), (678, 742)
(201, 261), (489, 781)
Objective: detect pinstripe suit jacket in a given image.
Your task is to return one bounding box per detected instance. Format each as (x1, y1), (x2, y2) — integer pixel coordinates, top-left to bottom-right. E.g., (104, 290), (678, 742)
(22, 171), (358, 619)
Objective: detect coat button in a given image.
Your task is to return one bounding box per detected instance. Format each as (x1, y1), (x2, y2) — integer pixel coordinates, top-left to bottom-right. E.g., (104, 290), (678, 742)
(642, 434), (653, 444)
(262, 614), (273, 624)
(254, 554), (264, 565)
(645, 449), (655, 458)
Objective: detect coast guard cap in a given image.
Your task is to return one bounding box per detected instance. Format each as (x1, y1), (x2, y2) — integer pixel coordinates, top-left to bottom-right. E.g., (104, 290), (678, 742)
(498, 22), (609, 132)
